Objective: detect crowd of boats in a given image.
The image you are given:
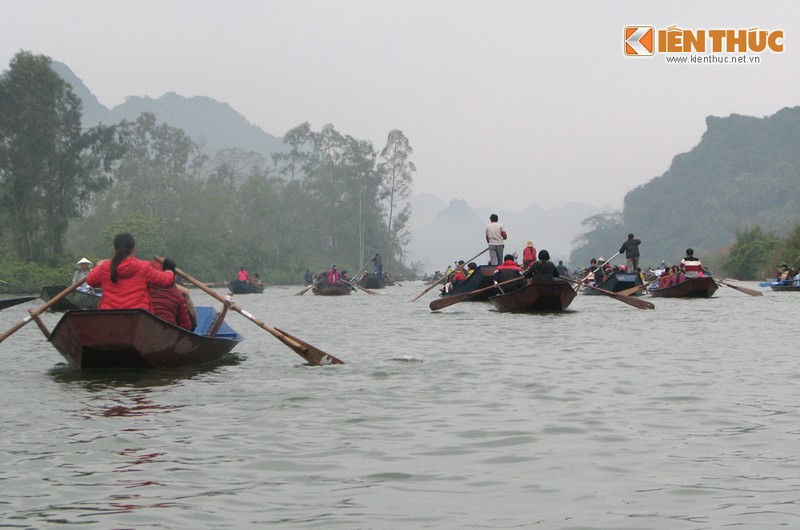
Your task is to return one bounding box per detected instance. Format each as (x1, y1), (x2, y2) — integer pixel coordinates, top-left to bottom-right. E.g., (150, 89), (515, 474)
(0, 250), (794, 372)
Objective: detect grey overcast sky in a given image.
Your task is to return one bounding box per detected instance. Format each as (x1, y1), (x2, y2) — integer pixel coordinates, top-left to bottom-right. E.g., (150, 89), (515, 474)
(2, 0), (798, 211)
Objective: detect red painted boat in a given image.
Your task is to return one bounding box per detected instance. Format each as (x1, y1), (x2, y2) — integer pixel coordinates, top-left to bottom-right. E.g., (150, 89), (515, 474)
(648, 276), (718, 298)
(489, 280), (578, 312)
(48, 307), (243, 369)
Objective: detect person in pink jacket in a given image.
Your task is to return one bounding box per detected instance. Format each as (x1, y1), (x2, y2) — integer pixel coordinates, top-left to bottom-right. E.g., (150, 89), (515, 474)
(85, 232), (175, 311)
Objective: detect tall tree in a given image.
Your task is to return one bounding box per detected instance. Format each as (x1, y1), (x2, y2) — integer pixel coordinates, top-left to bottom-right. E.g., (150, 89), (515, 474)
(0, 51), (120, 263)
(378, 130), (415, 265)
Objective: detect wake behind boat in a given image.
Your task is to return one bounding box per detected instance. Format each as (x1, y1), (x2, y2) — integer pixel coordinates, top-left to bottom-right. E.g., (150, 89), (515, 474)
(48, 306), (243, 369)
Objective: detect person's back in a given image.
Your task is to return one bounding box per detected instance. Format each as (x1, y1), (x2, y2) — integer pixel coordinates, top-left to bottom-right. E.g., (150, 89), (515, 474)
(85, 234), (174, 311)
(327, 267), (340, 283)
(148, 259), (194, 330)
(525, 250), (560, 282)
(681, 249), (703, 277)
(494, 254), (523, 290)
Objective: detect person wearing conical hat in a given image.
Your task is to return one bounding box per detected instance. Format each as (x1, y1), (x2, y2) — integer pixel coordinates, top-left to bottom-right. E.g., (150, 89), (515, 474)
(522, 240), (537, 270)
(72, 257), (94, 290)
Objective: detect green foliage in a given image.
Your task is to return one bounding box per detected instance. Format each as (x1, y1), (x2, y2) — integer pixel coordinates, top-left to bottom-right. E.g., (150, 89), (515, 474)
(0, 51), (122, 264)
(99, 213), (167, 263)
(0, 258), (73, 293)
(723, 226), (782, 279)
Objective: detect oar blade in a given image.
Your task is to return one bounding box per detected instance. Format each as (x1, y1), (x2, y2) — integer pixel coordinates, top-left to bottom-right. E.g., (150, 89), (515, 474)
(720, 280), (763, 297)
(429, 293), (470, 311)
(611, 293), (655, 310)
(273, 326), (344, 365)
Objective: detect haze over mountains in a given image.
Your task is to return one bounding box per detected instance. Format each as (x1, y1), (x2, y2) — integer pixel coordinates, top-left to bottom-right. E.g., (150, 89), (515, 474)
(50, 60), (608, 271)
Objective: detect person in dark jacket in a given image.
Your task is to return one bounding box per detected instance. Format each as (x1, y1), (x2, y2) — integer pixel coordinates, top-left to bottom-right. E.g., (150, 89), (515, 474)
(494, 254), (524, 292)
(619, 233), (642, 272)
(524, 250), (560, 282)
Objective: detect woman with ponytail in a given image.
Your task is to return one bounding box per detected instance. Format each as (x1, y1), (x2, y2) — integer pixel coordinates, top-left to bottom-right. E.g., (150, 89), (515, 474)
(86, 233), (176, 311)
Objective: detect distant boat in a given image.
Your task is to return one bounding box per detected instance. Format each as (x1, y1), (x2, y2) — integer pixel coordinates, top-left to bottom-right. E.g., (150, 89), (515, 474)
(583, 272), (643, 295)
(489, 280), (577, 312)
(228, 280), (265, 294)
(48, 306), (243, 369)
(439, 265), (498, 301)
(312, 280), (353, 296)
(40, 285), (101, 311)
(357, 272), (385, 289)
(0, 296), (37, 311)
(649, 276), (719, 298)
(759, 279), (800, 292)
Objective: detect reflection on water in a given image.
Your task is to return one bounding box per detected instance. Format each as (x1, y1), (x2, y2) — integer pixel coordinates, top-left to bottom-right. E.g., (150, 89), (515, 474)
(1, 281), (799, 527)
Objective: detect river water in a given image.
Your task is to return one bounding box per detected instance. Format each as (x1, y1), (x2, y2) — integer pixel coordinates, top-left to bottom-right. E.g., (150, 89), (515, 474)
(0, 280), (798, 528)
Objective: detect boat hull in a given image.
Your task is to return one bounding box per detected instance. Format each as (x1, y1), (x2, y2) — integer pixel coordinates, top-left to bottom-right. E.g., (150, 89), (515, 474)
(312, 281), (353, 296)
(357, 273), (385, 289)
(48, 307), (243, 369)
(583, 272), (643, 295)
(490, 281), (577, 312)
(649, 276), (719, 298)
(40, 285), (101, 311)
(770, 284), (800, 292)
(440, 265), (497, 301)
(228, 280), (265, 294)
(0, 296), (37, 310)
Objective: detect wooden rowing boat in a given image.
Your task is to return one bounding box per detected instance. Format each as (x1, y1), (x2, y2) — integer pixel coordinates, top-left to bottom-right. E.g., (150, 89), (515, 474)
(40, 285), (101, 311)
(228, 279), (265, 294)
(0, 296), (37, 311)
(583, 272), (643, 295)
(312, 280), (353, 296)
(357, 272), (385, 289)
(489, 280), (577, 312)
(439, 265), (497, 301)
(48, 306), (243, 369)
(648, 276), (719, 298)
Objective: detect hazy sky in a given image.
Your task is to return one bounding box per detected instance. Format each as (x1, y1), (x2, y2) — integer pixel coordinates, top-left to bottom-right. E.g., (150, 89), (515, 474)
(2, 0), (798, 211)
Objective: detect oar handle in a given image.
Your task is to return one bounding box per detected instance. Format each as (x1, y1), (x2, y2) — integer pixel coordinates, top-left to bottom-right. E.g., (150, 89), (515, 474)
(0, 278), (86, 344)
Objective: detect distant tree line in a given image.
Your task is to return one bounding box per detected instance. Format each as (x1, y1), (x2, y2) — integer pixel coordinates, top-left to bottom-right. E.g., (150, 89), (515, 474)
(0, 51), (415, 287)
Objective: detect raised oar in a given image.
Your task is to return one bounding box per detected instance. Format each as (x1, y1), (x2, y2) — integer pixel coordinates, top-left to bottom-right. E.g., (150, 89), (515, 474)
(429, 276), (527, 311)
(161, 260), (344, 365)
(716, 278), (763, 297)
(410, 248), (489, 302)
(0, 278), (86, 344)
(562, 276), (655, 310)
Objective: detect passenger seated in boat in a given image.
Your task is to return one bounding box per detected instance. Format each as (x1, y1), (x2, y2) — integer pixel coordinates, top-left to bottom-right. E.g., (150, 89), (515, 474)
(494, 254), (524, 292)
(85, 233), (175, 311)
(465, 262), (478, 277)
(237, 267), (251, 283)
(252, 274), (264, 287)
(523, 250), (559, 283)
(680, 248), (704, 278)
(149, 258), (195, 331)
(442, 261), (467, 294)
(327, 265), (340, 283)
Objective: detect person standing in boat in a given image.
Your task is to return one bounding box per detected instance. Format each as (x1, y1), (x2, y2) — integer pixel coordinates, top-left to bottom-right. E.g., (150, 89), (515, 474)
(304, 269), (314, 286)
(149, 258), (195, 331)
(72, 257), (94, 292)
(485, 214), (507, 266)
(556, 260), (570, 277)
(524, 250), (560, 282)
(85, 233), (176, 311)
(371, 253), (383, 276)
(619, 233), (642, 272)
(522, 241), (537, 270)
(680, 248), (704, 277)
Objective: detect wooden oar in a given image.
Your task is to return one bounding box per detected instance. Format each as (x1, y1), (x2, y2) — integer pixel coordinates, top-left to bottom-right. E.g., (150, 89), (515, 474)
(429, 275), (527, 311)
(343, 279), (378, 295)
(162, 260), (344, 365)
(295, 278), (322, 296)
(562, 276), (655, 310)
(617, 271), (678, 297)
(716, 278), (763, 297)
(0, 278), (86, 344)
(384, 273), (402, 286)
(0, 278), (32, 294)
(410, 248), (488, 302)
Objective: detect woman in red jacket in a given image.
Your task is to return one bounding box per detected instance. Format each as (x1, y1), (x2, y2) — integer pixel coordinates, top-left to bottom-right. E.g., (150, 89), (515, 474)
(85, 233), (175, 311)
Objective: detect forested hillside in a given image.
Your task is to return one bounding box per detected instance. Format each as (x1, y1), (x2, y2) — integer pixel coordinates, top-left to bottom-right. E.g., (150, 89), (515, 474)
(571, 107), (800, 268)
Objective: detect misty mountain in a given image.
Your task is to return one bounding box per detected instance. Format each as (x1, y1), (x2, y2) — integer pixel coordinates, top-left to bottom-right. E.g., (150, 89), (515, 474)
(408, 194), (606, 272)
(51, 61), (285, 157)
(570, 106), (800, 267)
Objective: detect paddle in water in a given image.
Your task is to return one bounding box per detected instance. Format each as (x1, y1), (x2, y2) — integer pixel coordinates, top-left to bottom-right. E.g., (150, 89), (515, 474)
(0, 278), (86, 344)
(562, 276), (655, 310)
(716, 278), (763, 297)
(160, 259), (344, 365)
(429, 276), (528, 311)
